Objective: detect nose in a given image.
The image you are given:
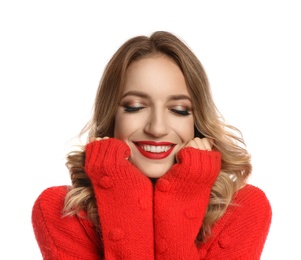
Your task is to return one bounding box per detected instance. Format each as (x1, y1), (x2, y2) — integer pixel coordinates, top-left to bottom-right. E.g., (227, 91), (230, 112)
(144, 109), (169, 137)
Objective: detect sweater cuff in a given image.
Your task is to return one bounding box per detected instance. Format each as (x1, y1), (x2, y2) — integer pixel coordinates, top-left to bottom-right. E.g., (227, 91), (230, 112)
(85, 138), (130, 168)
(156, 147), (221, 195)
(154, 148), (221, 259)
(85, 138), (151, 188)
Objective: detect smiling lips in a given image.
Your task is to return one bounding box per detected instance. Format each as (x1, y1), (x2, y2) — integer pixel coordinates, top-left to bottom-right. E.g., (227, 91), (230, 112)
(134, 141), (175, 159)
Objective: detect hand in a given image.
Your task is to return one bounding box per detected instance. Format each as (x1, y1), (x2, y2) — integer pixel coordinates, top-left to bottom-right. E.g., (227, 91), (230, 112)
(84, 137), (131, 179)
(89, 136), (110, 142)
(184, 137), (213, 151)
(175, 137), (213, 163)
(88, 136), (131, 160)
(154, 137), (221, 259)
(84, 137), (155, 258)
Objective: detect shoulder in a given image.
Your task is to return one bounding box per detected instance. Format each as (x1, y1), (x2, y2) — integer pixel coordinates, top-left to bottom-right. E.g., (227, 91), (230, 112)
(32, 185), (69, 228)
(221, 184), (272, 231)
(211, 184), (272, 237)
(32, 186), (101, 258)
(234, 184), (272, 214)
(32, 185), (70, 225)
(32, 185), (73, 244)
(33, 185), (68, 209)
(199, 186), (272, 258)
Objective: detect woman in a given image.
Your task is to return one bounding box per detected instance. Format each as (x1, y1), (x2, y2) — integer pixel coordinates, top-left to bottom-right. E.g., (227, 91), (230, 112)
(32, 31), (272, 259)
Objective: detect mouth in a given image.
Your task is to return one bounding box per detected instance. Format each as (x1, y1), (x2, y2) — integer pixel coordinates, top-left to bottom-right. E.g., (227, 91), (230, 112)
(133, 141), (176, 160)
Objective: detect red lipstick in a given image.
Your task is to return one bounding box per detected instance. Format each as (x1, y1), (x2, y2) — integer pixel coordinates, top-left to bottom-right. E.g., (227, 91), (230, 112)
(134, 141), (175, 160)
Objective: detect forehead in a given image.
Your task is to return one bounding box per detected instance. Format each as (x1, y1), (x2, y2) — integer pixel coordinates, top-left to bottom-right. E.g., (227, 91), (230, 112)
(124, 55), (190, 96)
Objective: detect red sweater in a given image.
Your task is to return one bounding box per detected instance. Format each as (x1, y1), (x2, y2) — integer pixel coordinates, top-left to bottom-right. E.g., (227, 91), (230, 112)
(32, 138), (272, 259)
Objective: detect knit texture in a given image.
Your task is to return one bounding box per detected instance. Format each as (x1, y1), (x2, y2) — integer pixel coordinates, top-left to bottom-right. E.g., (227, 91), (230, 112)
(154, 147), (221, 259)
(32, 138), (272, 259)
(84, 139), (154, 259)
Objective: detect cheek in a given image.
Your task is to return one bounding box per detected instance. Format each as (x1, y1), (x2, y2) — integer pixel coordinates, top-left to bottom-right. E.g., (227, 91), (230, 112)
(184, 122), (195, 140)
(114, 112), (142, 139)
(171, 117), (195, 140)
(114, 113), (126, 138)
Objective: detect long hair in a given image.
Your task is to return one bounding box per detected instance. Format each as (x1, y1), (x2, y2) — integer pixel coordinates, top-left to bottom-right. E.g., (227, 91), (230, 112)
(63, 31), (252, 243)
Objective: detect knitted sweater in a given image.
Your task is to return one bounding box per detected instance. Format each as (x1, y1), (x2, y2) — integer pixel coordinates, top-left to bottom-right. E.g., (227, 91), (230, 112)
(32, 138), (272, 259)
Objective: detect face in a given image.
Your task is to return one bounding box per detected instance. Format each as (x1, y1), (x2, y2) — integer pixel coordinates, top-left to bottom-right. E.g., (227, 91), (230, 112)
(114, 55), (194, 178)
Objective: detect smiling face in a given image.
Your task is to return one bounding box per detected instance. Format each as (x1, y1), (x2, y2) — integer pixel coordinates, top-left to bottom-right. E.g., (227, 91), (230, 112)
(114, 55), (195, 178)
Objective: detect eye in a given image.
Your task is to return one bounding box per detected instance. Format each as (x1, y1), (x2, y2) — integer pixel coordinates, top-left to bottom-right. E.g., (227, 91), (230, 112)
(123, 105), (145, 112)
(170, 107), (191, 116)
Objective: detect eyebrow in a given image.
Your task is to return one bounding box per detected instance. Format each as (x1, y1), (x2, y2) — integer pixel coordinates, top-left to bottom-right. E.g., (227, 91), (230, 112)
(121, 90), (149, 99)
(121, 90), (192, 102)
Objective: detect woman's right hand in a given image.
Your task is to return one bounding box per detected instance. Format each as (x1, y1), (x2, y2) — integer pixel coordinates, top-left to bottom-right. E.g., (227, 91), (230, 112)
(84, 137), (155, 258)
(84, 137), (152, 188)
(84, 137), (131, 174)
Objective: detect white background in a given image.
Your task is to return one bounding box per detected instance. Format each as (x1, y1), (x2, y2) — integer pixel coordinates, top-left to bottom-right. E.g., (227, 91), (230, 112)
(1, 1), (300, 259)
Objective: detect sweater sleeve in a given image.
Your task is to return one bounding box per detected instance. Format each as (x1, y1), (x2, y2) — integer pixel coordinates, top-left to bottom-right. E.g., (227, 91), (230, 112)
(198, 184), (272, 259)
(32, 186), (102, 260)
(84, 138), (154, 259)
(154, 147), (221, 259)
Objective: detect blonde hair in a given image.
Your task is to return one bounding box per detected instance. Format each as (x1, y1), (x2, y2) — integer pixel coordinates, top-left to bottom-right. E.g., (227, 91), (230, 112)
(63, 31), (251, 243)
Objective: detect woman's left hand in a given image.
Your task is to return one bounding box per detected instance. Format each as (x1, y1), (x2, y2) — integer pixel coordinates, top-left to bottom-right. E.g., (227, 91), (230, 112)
(154, 136), (221, 259)
(175, 137), (213, 162)
(183, 137), (213, 151)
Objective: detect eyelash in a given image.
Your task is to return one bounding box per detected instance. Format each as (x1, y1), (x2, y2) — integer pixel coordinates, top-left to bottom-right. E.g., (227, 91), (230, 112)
(124, 105), (191, 117)
(170, 108), (191, 116)
(124, 105), (144, 112)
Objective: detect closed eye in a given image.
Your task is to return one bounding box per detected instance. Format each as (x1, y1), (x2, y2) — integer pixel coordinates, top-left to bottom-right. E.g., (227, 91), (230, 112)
(170, 108), (191, 116)
(124, 105), (145, 112)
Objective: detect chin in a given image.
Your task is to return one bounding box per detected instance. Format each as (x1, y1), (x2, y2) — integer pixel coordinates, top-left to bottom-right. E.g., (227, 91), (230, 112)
(141, 170), (167, 179)
(129, 155), (175, 179)
(137, 164), (173, 179)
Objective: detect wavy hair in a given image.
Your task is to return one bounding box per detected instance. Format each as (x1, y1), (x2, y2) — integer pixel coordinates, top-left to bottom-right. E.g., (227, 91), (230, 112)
(63, 31), (252, 243)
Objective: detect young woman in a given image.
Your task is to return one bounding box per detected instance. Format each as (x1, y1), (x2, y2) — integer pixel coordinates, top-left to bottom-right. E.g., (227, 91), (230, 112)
(32, 31), (272, 259)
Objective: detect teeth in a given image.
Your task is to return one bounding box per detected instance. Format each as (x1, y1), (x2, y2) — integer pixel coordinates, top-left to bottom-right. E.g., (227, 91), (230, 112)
(140, 145), (171, 153)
